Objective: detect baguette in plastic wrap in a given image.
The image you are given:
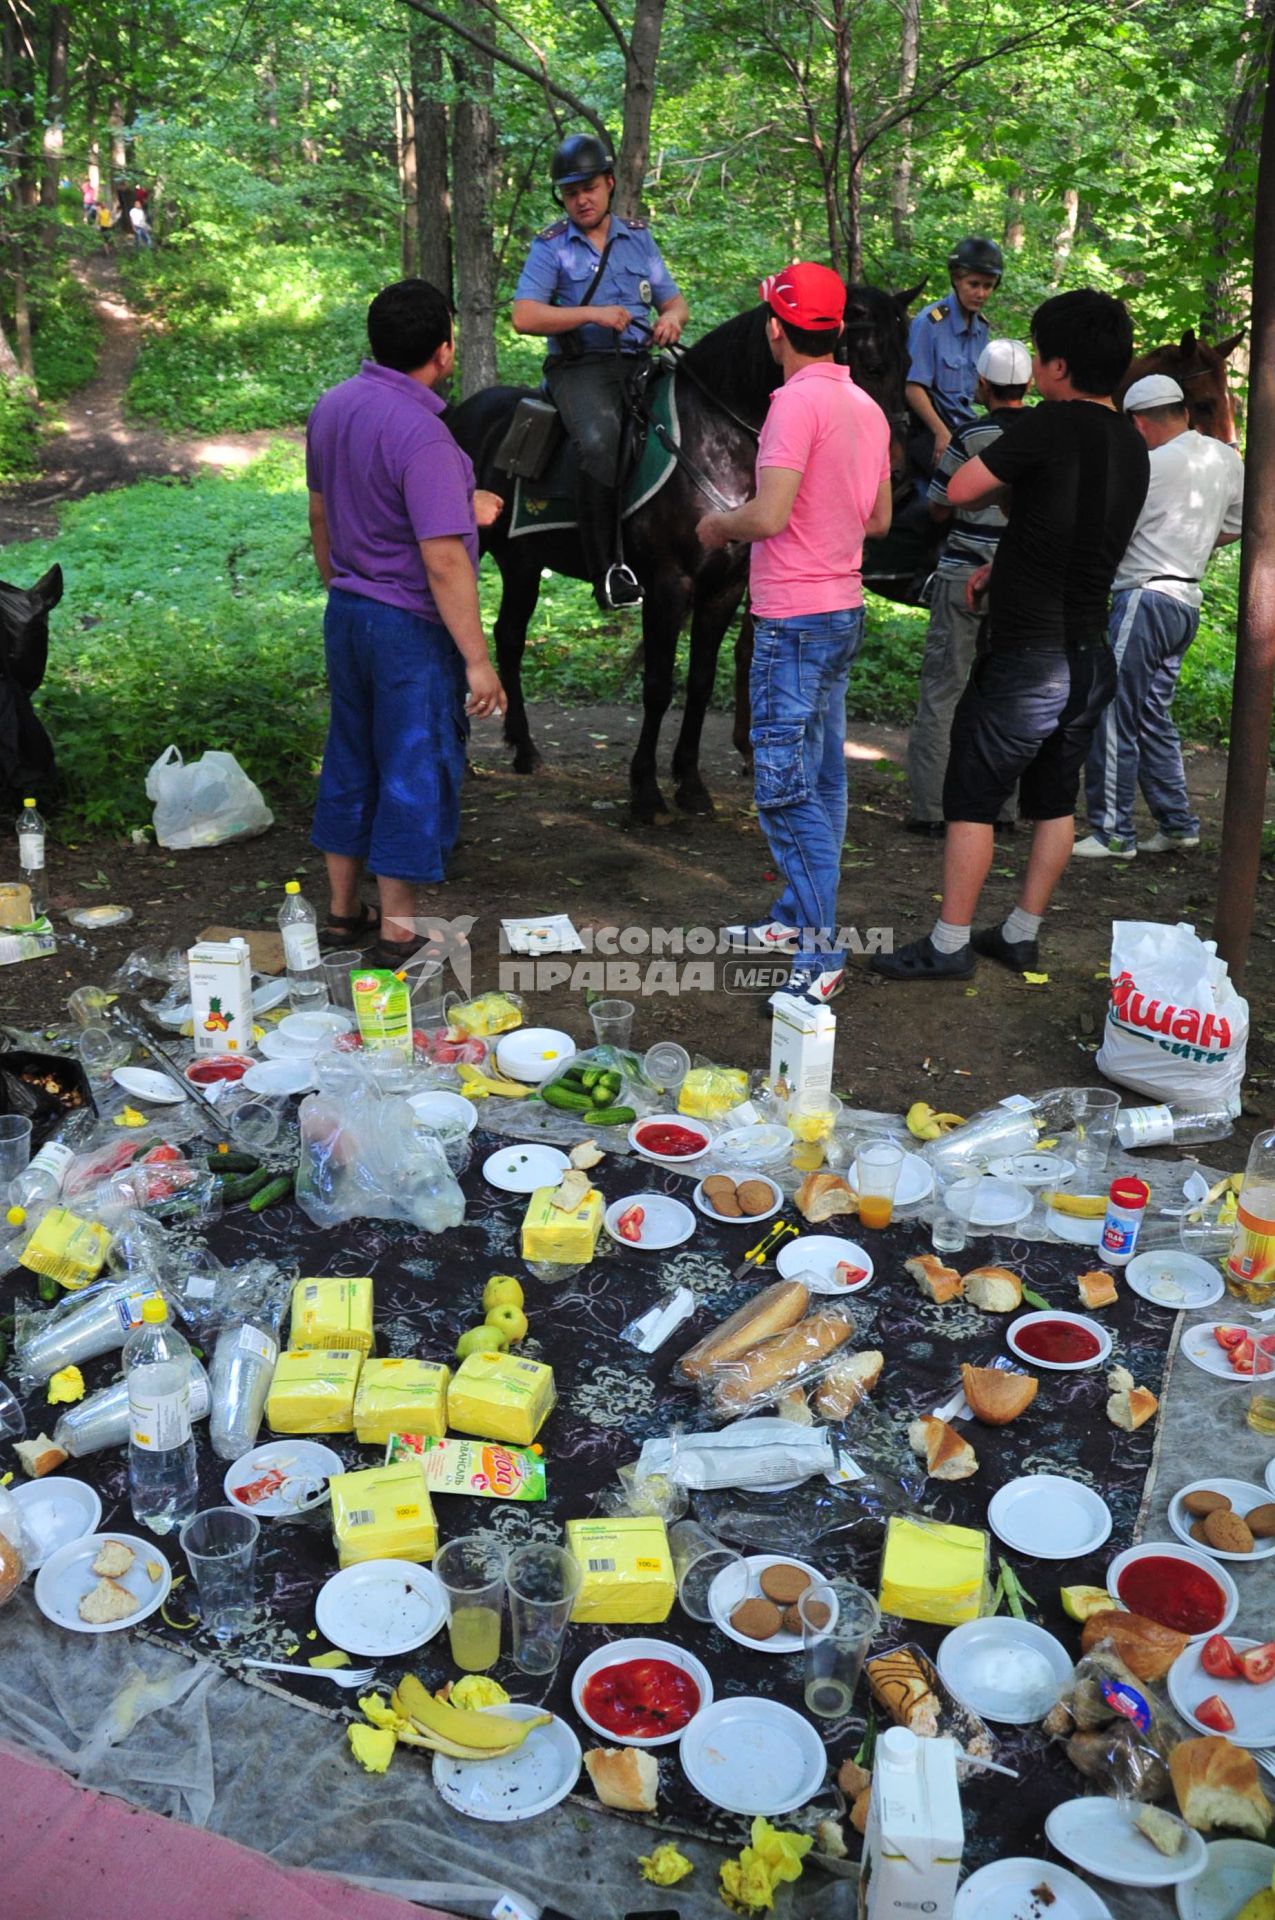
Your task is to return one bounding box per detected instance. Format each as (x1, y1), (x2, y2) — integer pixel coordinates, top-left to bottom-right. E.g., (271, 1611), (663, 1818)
(705, 1308), (856, 1417)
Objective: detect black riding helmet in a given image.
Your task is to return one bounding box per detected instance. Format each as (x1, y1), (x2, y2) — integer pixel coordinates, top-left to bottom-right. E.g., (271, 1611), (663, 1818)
(550, 133), (615, 191)
(948, 235), (1004, 281)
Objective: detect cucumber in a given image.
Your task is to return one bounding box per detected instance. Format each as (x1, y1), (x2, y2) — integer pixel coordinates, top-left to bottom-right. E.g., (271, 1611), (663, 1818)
(541, 1082), (596, 1114)
(37, 1271), (59, 1302)
(580, 1067), (601, 1089)
(218, 1166), (272, 1204)
(207, 1149), (260, 1174)
(248, 1172), (295, 1213)
(591, 1083), (617, 1106)
(587, 1104), (637, 1127)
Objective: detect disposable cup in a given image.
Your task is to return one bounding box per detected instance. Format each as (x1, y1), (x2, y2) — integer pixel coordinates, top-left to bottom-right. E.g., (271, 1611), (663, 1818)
(801, 1578), (879, 1719)
(669, 1518), (743, 1622)
(590, 999), (635, 1048)
(505, 1541), (581, 1674)
(0, 1114), (32, 1188)
(855, 1138), (905, 1229)
(319, 951), (366, 1013)
(1072, 1088), (1121, 1181)
(179, 1505), (260, 1641)
(435, 1534), (507, 1672)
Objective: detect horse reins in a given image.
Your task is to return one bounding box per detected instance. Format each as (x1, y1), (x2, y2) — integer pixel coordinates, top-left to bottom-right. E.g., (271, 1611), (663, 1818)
(622, 321), (758, 516)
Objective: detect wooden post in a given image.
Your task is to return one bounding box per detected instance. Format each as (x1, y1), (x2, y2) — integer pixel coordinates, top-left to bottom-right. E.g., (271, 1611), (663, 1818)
(1214, 34), (1275, 984)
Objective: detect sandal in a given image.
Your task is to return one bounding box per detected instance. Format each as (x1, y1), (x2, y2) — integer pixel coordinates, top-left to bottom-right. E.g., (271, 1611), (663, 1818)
(869, 934), (975, 981)
(319, 903), (381, 951)
(368, 934), (423, 972)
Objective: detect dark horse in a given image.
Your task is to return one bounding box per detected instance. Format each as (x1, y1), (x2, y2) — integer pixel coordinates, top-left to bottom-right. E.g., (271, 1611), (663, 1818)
(448, 286), (918, 822)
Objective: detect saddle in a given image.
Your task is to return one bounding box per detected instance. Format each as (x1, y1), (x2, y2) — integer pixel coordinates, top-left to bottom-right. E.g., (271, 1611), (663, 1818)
(501, 363), (682, 542)
(495, 354), (657, 485)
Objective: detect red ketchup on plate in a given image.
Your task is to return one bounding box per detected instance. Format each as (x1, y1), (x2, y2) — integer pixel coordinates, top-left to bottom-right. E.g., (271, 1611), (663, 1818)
(1013, 1319), (1101, 1365)
(186, 1056), (248, 1085)
(635, 1123), (706, 1159)
(582, 1658), (700, 1739)
(1117, 1555), (1226, 1636)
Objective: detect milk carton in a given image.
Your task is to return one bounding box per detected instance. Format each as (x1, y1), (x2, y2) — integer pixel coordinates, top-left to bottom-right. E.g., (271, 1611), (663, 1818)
(188, 936), (254, 1056)
(859, 1730), (963, 1920)
(768, 989), (835, 1105)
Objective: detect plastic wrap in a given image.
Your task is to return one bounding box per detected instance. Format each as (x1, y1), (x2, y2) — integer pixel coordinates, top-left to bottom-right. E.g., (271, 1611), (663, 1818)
(446, 990), (524, 1038)
(538, 1044), (655, 1124)
(14, 1273), (168, 1385)
(295, 1078), (464, 1232)
(637, 1420), (839, 1491)
(0, 1485), (31, 1601)
(1043, 1642), (1188, 1805)
(678, 1059), (752, 1120)
(695, 1305), (859, 1420)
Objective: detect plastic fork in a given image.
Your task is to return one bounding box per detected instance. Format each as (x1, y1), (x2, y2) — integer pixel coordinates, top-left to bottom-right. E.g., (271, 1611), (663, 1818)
(243, 1659), (376, 1689)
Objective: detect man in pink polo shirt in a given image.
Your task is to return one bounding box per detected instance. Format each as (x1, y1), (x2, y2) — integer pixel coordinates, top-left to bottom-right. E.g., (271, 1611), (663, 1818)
(697, 261), (892, 1002)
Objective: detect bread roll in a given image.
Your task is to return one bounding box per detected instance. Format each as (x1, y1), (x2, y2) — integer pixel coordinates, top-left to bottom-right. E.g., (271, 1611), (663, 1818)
(867, 1650), (940, 1737)
(907, 1415), (978, 1481)
(1107, 1383), (1159, 1431)
(584, 1746), (659, 1813)
(905, 1255), (963, 1305)
(678, 1279), (809, 1380)
(795, 1173), (858, 1223)
(1079, 1610), (1189, 1682)
(14, 1432), (67, 1478)
(1170, 1736), (1273, 1837)
(963, 1265), (1023, 1313)
(1078, 1269), (1119, 1309)
(814, 1349), (884, 1419)
(0, 1532), (23, 1605)
(709, 1311), (854, 1413)
(960, 1364), (1037, 1425)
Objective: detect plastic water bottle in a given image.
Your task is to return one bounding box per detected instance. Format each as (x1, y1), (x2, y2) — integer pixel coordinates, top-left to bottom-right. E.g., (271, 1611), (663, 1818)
(278, 880), (328, 1012)
(125, 1297), (198, 1535)
(16, 797), (46, 916)
(9, 1135), (75, 1209)
(1115, 1103), (1234, 1149)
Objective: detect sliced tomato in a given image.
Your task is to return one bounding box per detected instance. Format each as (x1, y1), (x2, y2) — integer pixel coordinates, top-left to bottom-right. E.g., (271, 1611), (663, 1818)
(1230, 1338), (1257, 1374)
(1201, 1634), (1244, 1680)
(1238, 1642), (1275, 1686)
(1195, 1694), (1236, 1733)
(617, 1204), (645, 1243)
(141, 1142), (185, 1165)
(1214, 1325), (1247, 1351)
(1259, 1335), (1275, 1357)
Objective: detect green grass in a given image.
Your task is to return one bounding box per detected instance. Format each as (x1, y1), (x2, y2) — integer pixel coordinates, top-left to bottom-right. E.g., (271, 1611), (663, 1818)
(0, 255), (101, 483)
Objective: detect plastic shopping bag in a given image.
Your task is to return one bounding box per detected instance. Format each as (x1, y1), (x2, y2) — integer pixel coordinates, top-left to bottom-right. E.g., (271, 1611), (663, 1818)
(1095, 919), (1248, 1116)
(145, 745), (273, 849)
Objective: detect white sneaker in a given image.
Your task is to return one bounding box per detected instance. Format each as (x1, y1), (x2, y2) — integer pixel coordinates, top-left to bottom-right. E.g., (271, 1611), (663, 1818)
(1073, 834), (1136, 860)
(722, 920), (800, 952)
(795, 965), (845, 1005)
(1141, 829), (1200, 852)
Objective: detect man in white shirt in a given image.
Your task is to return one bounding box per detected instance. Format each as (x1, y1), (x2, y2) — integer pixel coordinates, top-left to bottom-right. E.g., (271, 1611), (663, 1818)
(1077, 373), (1244, 858)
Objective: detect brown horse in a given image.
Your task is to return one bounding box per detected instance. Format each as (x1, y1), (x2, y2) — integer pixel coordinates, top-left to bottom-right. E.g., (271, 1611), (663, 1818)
(1118, 328), (1244, 444)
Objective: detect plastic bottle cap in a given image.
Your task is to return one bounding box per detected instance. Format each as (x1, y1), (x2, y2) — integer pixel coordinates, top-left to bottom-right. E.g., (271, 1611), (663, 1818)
(22, 797), (35, 808)
(285, 880), (301, 894)
(141, 1296), (168, 1324)
(1109, 1177), (1150, 1210)
(5, 1206), (24, 1227)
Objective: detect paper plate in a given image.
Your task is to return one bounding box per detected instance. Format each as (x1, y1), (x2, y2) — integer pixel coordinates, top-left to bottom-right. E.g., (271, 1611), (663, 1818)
(1048, 1207), (1105, 1246)
(945, 1176), (1034, 1228)
(679, 1696), (826, 1815)
(1176, 1840), (1275, 1920)
(483, 1144), (571, 1193)
(1106, 1543), (1237, 1638)
(570, 1637), (713, 1747)
(692, 1175), (782, 1226)
(603, 1193), (697, 1252)
(937, 1618), (1072, 1725)
(987, 1152), (1077, 1188)
(711, 1122), (795, 1169)
(707, 1553), (836, 1655)
(955, 1857), (1113, 1920)
(1045, 1796), (1208, 1888)
(1007, 1310), (1112, 1372)
(34, 1531), (172, 1634)
(408, 1090), (479, 1134)
(258, 1030), (317, 1062)
(240, 1057), (315, 1098)
(1168, 1479), (1275, 1563)
(494, 1028), (576, 1084)
(627, 1114), (712, 1167)
(224, 1441), (345, 1519)
(775, 1234), (874, 1294)
(314, 1559), (446, 1656)
(1168, 1637), (1275, 1746)
(1127, 1250), (1225, 1311)
(1180, 1322), (1268, 1383)
(66, 904), (134, 929)
(251, 977), (291, 1014)
(112, 1065), (188, 1105)
(432, 1705), (581, 1822)
(10, 1477), (102, 1570)
(846, 1150), (934, 1207)
(988, 1474), (1112, 1560)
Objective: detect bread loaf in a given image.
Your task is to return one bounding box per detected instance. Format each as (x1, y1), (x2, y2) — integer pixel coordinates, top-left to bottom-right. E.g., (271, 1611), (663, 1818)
(814, 1349), (884, 1419)
(709, 1311), (855, 1413)
(1107, 1383), (1159, 1432)
(678, 1279), (809, 1380)
(905, 1255), (963, 1305)
(1170, 1736), (1273, 1837)
(1079, 1610), (1189, 1682)
(960, 1364), (1038, 1425)
(583, 1746), (659, 1812)
(962, 1265), (1023, 1313)
(795, 1173), (858, 1223)
(907, 1415), (978, 1480)
(1078, 1269), (1119, 1309)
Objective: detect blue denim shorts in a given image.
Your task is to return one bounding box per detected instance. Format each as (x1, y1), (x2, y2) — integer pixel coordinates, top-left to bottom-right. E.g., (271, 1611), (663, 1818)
(944, 642), (1117, 823)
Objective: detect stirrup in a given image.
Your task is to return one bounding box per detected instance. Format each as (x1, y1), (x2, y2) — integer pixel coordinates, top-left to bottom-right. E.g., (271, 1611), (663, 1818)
(602, 562), (644, 610)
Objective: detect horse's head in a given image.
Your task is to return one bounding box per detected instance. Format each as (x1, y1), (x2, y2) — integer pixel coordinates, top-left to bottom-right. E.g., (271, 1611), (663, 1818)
(840, 280), (923, 482)
(1120, 330), (1244, 445)
(0, 564), (63, 695)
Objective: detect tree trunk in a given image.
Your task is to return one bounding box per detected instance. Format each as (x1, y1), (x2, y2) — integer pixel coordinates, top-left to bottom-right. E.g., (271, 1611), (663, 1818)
(834, 0), (863, 280)
(888, 0), (920, 251)
(261, 63), (281, 184)
(451, 44), (498, 396)
(0, 311), (22, 382)
(40, 4), (70, 246)
(1050, 186), (1079, 283)
(298, 71), (320, 164)
(396, 77), (417, 277)
(1004, 180), (1026, 252)
(614, 0), (666, 219)
(1204, 0), (1274, 352)
(412, 19), (452, 298)
(109, 98), (127, 175)
(2, 13), (35, 387)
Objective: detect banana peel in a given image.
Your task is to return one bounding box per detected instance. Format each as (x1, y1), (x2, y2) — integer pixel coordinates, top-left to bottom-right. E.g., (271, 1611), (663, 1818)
(394, 1673), (548, 1757)
(906, 1101), (966, 1141)
(456, 1062), (531, 1100)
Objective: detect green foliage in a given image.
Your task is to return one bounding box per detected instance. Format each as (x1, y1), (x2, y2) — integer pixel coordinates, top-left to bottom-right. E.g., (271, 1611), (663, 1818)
(31, 262), (100, 401)
(0, 381), (41, 484)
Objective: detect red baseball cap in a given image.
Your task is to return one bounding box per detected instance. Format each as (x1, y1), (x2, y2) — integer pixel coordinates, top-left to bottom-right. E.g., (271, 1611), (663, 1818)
(759, 262), (845, 331)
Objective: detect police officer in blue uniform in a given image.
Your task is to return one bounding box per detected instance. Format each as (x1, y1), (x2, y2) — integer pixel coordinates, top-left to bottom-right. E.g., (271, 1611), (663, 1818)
(513, 132), (689, 609)
(905, 236), (1004, 473)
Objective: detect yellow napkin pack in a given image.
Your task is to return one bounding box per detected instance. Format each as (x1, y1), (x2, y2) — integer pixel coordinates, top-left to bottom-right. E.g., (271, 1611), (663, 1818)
(266, 1349), (363, 1434)
(879, 1514), (989, 1626)
(520, 1185), (603, 1264)
(20, 1207), (111, 1290)
(446, 1351), (556, 1446)
(329, 1459), (437, 1568)
(353, 1358), (450, 1445)
(566, 1516), (676, 1624)
(677, 1065), (749, 1119)
(289, 1276), (375, 1354)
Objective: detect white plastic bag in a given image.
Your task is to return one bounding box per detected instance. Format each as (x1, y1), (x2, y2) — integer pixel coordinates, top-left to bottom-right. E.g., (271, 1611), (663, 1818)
(1095, 919), (1248, 1116)
(145, 745), (273, 849)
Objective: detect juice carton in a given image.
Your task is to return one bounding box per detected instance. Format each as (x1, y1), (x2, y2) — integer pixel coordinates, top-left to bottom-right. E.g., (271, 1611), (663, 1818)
(859, 1729), (963, 1920)
(768, 990), (835, 1105)
(351, 968), (412, 1058)
(188, 937), (254, 1057)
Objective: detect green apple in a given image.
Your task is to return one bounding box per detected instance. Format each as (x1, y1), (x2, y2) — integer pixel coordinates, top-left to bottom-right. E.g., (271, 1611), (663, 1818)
(484, 1303), (529, 1345)
(482, 1274), (524, 1312)
(456, 1324), (508, 1360)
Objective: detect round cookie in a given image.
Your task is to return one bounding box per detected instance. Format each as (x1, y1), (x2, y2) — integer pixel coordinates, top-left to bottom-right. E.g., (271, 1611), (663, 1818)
(1190, 1519), (1212, 1544)
(736, 1180), (775, 1217)
(1245, 1502), (1275, 1538)
(1183, 1488), (1232, 1518)
(1203, 1507), (1255, 1554)
(731, 1596), (782, 1641)
(759, 1562), (813, 1606)
(783, 1598), (831, 1635)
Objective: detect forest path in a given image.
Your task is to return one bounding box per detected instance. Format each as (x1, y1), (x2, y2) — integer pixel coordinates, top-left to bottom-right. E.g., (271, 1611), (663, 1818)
(0, 252), (297, 546)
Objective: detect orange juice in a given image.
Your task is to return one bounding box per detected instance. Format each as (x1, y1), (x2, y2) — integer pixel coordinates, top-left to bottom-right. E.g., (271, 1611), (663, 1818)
(859, 1194), (893, 1230)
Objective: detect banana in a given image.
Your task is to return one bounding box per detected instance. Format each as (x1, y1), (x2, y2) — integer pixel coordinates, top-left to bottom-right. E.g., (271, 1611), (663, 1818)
(932, 1112), (966, 1131)
(907, 1101), (941, 1140)
(396, 1672), (548, 1751)
(1044, 1191), (1107, 1218)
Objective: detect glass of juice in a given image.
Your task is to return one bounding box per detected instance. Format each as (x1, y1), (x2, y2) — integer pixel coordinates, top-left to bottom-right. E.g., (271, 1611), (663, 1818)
(1247, 1338), (1275, 1434)
(801, 1578), (879, 1719)
(434, 1534), (508, 1672)
(855, 1138), (905, 1229)
(788, 1091), (843, 1172)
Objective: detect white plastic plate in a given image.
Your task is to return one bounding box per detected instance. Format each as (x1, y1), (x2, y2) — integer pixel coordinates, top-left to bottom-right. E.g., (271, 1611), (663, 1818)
(1045, 1796), (1207, 1889)
(314, 1559), (445, 1656)
(988, 1474), (1112, 1560)
(432, 1706), (581, 1821)
(34, 1531), (171, 1634)
(679, 1696), (826, 1815)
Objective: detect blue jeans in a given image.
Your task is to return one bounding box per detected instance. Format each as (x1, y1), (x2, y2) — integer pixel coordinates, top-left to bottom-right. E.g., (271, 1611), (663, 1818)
(311, 587), (468, 884)
(750, 608), (864, 971)
(1085, 588), (1200, 845)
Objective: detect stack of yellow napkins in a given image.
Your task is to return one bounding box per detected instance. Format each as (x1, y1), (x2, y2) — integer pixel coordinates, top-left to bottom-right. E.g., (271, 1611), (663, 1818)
(566, 1516), (675, 1623)
(289, 1276), (374, 1353)
(19, 1207), (111, 1289)
(677, 1065), (748, 1118)
(267, 1349), (363, 1433)
(879, 1515), (989, 1625)
(329, 1460), (437, 1567)
(520, 1187), (603, 1264)
(447, 1351), (556, 1446)
(353, 1358), (450, 1444)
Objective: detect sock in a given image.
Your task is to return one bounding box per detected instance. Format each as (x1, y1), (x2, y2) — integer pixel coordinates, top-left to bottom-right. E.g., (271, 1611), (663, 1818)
(1003, 907), (1042, 944)
(931, 918), (971, 955)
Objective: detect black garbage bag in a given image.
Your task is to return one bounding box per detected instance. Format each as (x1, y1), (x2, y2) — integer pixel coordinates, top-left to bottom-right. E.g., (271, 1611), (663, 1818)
(0, 1050), (96, 1150)
(0, 563), (63, 810)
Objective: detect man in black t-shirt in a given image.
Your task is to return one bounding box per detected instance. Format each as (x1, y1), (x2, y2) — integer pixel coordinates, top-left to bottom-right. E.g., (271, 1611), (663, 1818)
(874, 290), (1149, 982)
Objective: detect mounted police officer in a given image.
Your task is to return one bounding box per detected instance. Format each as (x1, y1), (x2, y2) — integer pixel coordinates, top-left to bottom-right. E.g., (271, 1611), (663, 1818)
(512, 131), (689, 610)
(905, 236), (1004, 473)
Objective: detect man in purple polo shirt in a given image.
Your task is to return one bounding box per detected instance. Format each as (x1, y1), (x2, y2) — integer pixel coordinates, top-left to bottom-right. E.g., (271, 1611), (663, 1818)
(306, 279), (506, 968)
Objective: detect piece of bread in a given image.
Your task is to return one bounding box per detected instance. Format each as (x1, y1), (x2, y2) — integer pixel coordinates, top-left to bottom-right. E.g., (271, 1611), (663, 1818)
(1079, 1611), (1189, 1682)
(1135, 1804), (1186, 1856)
(709, 1311), (855, 1413)
(551, 1168), (592, 1212)
(837, 1757), (871, 1800)
(1246, 1502), (1275, 1538)
(814, 1349), (884, 1420)
(908, 1415), (978, 1481)
(77, 1577), (139, 1624)
(795, 1173), (858, 1224)
(678, 1279), (809, 1380)
(1078, 1269), (1119, 1310)
(92, 1540), (136, 1578)
(1107, 1383), (1159, 1431)
(850, 1788), (871, 1835)
(905, 1254), (963, 1305)
(777, 1386), (814, 1426)
(1107, 1365), (1135, 1393)
(14, 1431), (67, 1478)
(1204, 1509), (1255, 1554)
(583, 1746), (658, 1813)
(0, 1533), (22, 1604)
(1170, 1736), (1273, 1837)
(960, 1364), (1038, 1425)
(963, 1265), (1023, 1313)
(867, 1650), (940, 1737)
(1183, 1489), (1231, 1518)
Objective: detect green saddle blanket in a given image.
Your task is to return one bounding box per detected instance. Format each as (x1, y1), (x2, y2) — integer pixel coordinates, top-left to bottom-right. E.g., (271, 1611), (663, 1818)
(508, 364), (681, 540)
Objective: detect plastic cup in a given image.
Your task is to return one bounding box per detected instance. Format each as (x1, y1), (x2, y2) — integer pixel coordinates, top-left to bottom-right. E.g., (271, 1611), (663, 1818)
(77, 1023), (131, 1081)
(319, 951), (365, 1012)
(589, 999), (635, 1048)
(227, 1098), (282, 1152)
(1072, 1088), (1121, 1181)
(505, 1541), (581, 1674)
(801, 1578), (879, 1719)
(0, 1382), (26, 1444)
(67, 984), (114, 1029)
(931, 1209), (968, 1255)
(1248, 1339), (1275, 1435)
(788, 1091), (843, 1171)
(179, 1506), (260, 1641)
(669, 1518), (744, 1623)
(404, 959), (446, 1029)
(0, 1114), (32, 1188)
(435, 1534), (508, 1671)
(855, 1138), (905, 1229)
(644, 1042), (690, 1095)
